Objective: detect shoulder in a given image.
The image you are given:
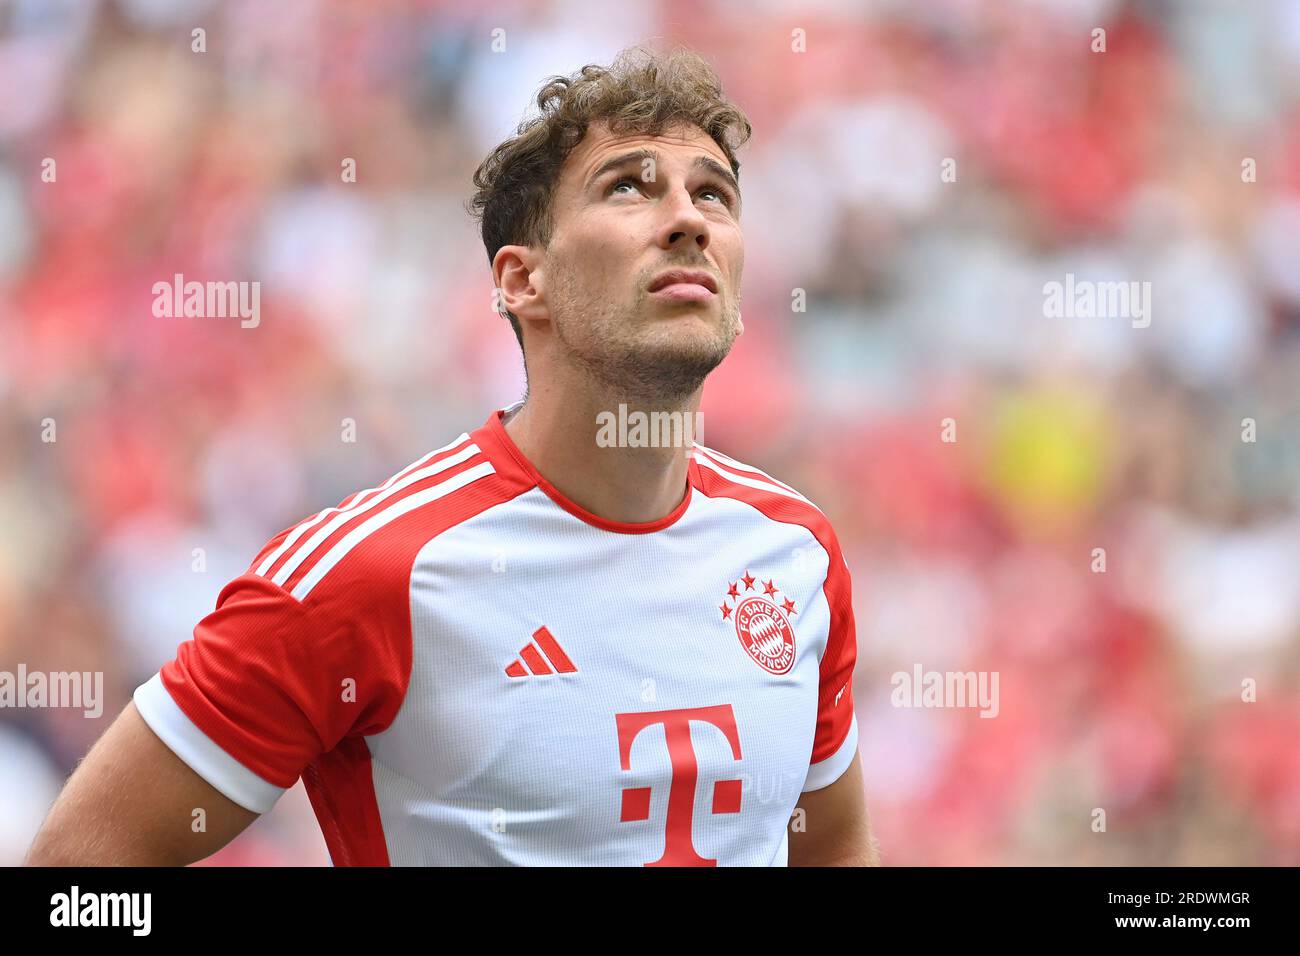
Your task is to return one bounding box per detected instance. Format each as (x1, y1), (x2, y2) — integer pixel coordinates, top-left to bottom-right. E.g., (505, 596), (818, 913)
(245, 428), (527, 609)
(691, 442), (856, 623)
(690, 441), (843, 552)
(690, 441), (853, 575)
(691, 442), (822, 509)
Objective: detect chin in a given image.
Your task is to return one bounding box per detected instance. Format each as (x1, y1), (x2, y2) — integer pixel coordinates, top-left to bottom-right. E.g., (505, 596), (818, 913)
(639, 329), (733, 373)
(642, 316), (726, 349)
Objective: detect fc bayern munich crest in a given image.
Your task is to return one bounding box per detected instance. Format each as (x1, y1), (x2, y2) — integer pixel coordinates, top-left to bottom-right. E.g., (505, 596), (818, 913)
(719, 571), (797, 675)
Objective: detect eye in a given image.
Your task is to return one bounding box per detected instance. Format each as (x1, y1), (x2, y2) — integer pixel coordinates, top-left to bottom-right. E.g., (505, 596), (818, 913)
(698, 184), (736, 209)
(610, 178), (640, 196)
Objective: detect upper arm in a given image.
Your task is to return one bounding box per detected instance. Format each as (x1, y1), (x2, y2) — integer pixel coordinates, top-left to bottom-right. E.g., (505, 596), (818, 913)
(788, 750), (878, 866)
(24, 701), (260, 866)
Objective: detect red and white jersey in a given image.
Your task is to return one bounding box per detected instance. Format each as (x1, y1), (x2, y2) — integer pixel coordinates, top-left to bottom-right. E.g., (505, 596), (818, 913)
(134, 403), (860, 866)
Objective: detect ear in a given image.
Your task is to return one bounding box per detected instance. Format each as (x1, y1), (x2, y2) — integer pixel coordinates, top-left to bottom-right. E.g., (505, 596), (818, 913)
(493, 245), (548, 325)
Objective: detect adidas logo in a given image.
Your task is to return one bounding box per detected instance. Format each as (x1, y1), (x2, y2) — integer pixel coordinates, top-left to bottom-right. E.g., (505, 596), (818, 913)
(505, 626), (578, 678)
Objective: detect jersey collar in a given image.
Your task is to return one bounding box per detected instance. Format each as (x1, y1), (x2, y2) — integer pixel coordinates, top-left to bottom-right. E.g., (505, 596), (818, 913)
(473, 403), (696, 535)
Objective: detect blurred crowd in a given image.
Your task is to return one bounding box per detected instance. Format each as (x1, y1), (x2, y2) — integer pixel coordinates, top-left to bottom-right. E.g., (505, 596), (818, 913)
(1, 0), (1298, 865)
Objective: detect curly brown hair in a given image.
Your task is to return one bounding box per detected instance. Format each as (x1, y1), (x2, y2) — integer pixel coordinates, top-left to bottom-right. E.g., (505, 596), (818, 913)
(468, 45), (752, 352)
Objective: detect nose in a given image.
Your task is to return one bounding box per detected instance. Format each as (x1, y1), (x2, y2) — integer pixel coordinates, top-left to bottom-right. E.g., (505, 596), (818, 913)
(656, 185), (710, 253)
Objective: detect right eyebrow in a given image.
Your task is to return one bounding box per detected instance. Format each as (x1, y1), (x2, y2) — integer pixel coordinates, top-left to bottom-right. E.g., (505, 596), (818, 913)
(585, 149), (659, 190)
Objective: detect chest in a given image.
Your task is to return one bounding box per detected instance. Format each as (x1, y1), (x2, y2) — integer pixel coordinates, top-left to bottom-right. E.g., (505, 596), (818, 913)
(370, 497), (832, 863)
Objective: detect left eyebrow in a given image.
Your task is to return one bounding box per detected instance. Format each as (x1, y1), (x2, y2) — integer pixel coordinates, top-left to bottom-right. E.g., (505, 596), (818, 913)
(693, 155), (741, 204)
(586, 149), (741, 200)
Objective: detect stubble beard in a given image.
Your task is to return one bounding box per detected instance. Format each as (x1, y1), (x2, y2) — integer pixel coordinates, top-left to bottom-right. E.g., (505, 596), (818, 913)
(550, 271), (742, 408)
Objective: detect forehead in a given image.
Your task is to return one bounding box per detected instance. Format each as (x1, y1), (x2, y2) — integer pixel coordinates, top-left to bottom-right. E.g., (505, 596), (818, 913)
(559, 120), (732, 189)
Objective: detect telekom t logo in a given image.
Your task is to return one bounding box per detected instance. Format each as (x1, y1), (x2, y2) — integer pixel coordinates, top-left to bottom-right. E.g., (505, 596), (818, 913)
(615, 704), (743, 866)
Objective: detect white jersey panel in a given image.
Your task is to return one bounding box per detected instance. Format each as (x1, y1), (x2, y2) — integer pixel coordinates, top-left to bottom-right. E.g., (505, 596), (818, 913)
(366, 486), (833, 866)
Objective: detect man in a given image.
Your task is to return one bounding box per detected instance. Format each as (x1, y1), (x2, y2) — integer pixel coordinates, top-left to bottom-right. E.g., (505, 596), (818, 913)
(26, 46), (877, 867)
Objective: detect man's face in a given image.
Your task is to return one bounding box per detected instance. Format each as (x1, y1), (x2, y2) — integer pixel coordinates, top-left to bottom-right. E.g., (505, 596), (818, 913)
(538, 120), (744, 403)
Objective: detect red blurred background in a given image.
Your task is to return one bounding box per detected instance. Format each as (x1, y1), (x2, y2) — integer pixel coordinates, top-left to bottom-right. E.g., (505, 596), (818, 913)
(2, 0), (1299, 865)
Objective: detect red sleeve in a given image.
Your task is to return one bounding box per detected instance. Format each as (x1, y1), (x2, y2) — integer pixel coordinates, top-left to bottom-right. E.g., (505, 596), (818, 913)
(803, 529), (860, 792)
(133, 570), (409, 813)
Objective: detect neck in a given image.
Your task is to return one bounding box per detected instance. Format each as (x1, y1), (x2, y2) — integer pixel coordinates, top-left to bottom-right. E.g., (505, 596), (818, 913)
(504, 370), (701, 525)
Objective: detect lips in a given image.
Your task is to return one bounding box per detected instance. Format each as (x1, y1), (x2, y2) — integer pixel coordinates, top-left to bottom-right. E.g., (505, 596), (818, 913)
(648, 269), (718, 294)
